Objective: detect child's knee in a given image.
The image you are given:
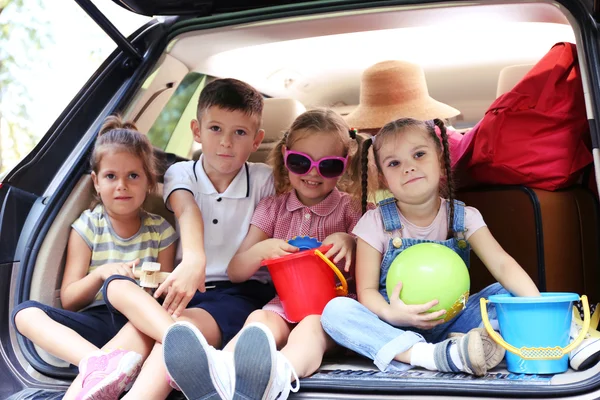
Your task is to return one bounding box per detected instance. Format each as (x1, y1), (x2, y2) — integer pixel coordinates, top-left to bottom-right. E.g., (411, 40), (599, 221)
(294, 315), (326, 339)
(299, 314), (322, 330)
(105, 277), (137, 299)
(245, 309), (271, 325)
(322, 296), (354, 321)
(14, 306), (45, 333)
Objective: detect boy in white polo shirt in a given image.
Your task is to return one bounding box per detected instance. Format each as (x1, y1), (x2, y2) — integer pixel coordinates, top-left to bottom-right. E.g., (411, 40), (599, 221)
(100, 78), (279, 399)
(156, 78), (276, 338)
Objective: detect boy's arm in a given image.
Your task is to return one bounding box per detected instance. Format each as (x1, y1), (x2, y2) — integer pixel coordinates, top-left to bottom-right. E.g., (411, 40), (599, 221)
(154, 190), (207, 318)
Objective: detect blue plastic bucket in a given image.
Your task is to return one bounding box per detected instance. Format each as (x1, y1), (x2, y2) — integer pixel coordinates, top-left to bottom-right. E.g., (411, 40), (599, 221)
(482, 293), (588, 374)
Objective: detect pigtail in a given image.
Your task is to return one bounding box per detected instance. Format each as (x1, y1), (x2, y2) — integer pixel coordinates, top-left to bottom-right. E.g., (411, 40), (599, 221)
(434, 118), (455, 239)
(267, 131), (291, 195)
(361, 137), (373, 214)
(340, 132), (364, 212)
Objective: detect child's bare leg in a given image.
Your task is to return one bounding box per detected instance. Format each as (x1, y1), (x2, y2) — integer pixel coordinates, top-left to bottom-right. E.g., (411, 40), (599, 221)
(13, 307), (97, 365)
(281, 315), (335, 378)
(179, 307), (223, 346)
(121, 342), (172, 400)
(63, 322), (157, 400)
(124, 308), (222, 400)
(224, 310), (291, 352)
(101, 321), (156, 357)
(105, 278), (175, 342)
(63, 377), (83, 400)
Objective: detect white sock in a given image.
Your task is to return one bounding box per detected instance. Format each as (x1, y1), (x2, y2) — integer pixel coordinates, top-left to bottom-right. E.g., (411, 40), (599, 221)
(449, 343), (464, 370)
(410, 341), (465, 372)
(409, 342), (436, 370)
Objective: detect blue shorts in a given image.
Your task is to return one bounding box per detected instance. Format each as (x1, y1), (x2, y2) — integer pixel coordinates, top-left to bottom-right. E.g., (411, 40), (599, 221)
(187, 280), (275, 346)
(12, 275), (134, 349)
(11, 301), (128, 349)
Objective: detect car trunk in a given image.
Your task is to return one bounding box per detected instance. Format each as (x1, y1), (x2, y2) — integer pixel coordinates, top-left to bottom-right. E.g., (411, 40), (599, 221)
(8, 0), (600, 399)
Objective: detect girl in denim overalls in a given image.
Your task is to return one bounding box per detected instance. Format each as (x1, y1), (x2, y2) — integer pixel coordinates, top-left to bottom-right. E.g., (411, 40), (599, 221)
(321, 118), (540, 376)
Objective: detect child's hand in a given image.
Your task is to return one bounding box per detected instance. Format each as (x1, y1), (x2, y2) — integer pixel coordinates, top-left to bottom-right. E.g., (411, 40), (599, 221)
(257, 239), (298, 261)
(322, 233), (356, 272)
(385, 282), (446, 329)
(94, 259), (139, 281)
(154, 253), (206, 318)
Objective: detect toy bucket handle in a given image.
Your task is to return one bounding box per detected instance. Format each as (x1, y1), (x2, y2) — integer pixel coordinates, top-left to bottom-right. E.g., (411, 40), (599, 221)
(314, 249), (348, 296)
(480, 295), (590, 360)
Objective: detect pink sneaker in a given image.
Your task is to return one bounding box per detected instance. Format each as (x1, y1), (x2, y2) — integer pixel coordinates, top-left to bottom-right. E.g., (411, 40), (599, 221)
(75, 349), (143, 400)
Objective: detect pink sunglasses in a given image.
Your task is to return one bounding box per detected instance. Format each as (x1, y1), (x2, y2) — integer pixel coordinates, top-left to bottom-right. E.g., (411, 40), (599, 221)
(284, 150), (348, 178)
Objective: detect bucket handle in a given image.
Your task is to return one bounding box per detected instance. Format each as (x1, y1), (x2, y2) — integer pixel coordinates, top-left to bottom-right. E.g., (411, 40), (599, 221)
(314, 249), (348, 296)
(479, 295), (590, 360)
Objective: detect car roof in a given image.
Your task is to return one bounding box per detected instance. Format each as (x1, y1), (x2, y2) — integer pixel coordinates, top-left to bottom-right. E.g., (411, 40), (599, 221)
(110, 0), (324, 17)
(162, 2), (574, 127)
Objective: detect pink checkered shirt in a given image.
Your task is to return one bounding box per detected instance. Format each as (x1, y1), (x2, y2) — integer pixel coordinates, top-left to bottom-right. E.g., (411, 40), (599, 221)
(250, 188), (361, 242)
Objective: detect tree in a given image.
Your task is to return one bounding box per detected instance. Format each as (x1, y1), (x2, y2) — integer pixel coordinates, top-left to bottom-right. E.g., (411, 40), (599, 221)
(0, 0), (49, 176)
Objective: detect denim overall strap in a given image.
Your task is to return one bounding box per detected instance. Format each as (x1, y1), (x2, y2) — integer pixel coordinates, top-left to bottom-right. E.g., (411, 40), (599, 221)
(378, 197), (402, 232)
(450, 200), (467, 235)
(448, 199), (470, 267)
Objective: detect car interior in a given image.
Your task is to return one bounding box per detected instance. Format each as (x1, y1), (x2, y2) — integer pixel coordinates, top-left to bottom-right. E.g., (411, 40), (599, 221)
(13, 0), (600, 395)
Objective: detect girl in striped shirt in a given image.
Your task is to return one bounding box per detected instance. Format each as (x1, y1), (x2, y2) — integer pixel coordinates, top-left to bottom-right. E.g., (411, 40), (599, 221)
(161, 109), (366, 400)
(12, 116), (178, 400)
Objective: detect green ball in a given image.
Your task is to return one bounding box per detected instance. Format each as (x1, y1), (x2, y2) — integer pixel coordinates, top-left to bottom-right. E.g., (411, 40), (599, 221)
(386, 243), (470, 322)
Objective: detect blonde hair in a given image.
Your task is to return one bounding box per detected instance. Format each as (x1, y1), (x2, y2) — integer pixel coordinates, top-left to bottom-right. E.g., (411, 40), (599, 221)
(269, 108), (363, 206)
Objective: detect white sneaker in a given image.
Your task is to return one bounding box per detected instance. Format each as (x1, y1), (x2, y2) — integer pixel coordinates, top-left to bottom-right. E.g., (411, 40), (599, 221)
(263, 352), (300, 400)
(163, 321), (234, 399)
(569, 318), (600, 371)
(232, 322), (299, 400)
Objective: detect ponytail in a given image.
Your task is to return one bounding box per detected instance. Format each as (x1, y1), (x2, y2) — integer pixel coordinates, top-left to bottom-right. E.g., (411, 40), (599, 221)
(268, 131), (290, 195)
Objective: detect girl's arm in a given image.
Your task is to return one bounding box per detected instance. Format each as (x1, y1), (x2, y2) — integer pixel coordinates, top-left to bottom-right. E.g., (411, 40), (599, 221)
(227, 226), (298, 283)
(60, 230), (102, 312)
(322, 232), (356, 272)
(227, 226), (269, 282)
(355, 238), (389, 314)
(356, 238), (446, 328)
(469, 227), (540, 297)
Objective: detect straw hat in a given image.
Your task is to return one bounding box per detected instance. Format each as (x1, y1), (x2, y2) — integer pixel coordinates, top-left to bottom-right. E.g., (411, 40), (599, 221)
(345, 60), (461, 130)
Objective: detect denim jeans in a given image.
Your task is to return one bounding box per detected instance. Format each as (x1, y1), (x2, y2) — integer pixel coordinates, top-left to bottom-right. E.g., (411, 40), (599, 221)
(321, 282), (507, 372)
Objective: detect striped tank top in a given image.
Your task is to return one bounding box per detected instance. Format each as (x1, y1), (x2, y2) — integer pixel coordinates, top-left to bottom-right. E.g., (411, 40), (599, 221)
(71, 204), (178, 309)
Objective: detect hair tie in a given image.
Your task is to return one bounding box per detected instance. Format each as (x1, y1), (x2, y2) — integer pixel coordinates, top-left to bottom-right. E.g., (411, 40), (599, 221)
(349, 128), (357, 140)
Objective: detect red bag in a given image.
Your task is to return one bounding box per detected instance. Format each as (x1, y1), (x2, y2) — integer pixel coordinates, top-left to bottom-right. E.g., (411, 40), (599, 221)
(453, 42), (592, 191)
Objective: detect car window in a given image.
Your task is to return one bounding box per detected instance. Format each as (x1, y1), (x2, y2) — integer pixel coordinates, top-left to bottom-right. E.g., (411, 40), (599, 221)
(147, 72), (212, 159)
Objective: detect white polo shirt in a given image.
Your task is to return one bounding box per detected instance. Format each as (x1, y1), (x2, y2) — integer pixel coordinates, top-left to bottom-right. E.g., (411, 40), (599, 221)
(163, 156), (274, 282)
